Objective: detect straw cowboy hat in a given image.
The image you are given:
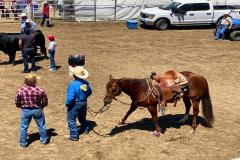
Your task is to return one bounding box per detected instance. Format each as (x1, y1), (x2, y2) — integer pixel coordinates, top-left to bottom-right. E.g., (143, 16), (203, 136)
(24, 74), (40, 85)
(69, 66), (89, 79)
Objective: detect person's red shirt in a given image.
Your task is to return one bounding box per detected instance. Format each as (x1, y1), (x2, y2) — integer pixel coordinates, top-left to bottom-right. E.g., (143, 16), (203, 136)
(43, 4), (49, 17)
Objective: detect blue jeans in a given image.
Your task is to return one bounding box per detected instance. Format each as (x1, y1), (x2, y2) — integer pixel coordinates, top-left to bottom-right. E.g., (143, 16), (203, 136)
(19, 108), (48, 147)
(41, 14), (49, 27)
(67, 102), (89, 140)
(215, 25), (228, 40)
(49, 50), (56, 69)
(22, 48), (36, 72)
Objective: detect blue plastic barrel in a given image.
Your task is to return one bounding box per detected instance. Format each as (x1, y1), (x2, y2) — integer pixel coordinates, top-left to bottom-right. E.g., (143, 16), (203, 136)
(127, 20), (138, 29)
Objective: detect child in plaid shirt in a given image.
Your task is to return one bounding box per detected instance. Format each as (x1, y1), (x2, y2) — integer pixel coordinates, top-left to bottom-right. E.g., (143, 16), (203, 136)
(15, 74), (49, 148)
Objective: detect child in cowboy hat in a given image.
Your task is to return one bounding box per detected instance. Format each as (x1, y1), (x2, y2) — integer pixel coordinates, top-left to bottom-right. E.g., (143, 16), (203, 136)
(65, 66), (92, 141)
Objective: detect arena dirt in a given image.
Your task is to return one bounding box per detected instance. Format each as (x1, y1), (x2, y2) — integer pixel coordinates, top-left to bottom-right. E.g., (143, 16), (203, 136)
(0, 21), (240, 160)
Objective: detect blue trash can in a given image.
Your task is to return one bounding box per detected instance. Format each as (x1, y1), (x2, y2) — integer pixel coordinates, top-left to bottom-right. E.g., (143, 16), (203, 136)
(127, 20), (138, 29)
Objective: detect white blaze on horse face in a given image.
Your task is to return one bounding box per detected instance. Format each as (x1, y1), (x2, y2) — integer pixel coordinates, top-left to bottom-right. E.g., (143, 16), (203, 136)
(166, 79), (174, 87)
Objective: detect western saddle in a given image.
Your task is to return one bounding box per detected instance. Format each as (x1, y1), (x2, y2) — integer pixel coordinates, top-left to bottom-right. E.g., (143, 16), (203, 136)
(150, 70), (189, 107)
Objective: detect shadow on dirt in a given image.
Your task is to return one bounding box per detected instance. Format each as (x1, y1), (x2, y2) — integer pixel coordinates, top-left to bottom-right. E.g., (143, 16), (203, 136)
(28, 128), (57, 146)
(0, 55), (47, 66)
(84, 120), (113, 138)
(140, 24), (216, 31)
(14, 55), (47, 65)
(77, 120), (97, 135)
(0, 61), (9, 65)
(107, 114), (209, 136)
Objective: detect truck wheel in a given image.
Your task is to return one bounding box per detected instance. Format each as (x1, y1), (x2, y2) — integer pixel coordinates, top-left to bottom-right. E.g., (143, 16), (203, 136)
(140, 23), (148, 29)
(155, 19), (169, 30)
(230, 31), (240, 41)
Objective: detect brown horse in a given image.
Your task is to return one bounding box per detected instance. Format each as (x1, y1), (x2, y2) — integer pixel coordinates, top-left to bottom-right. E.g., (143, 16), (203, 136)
(103, 72), (214, 136)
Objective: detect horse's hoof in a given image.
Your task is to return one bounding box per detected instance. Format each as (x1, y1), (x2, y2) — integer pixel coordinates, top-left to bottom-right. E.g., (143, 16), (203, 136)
(152, 130), (160, 137)
(116, 120), (127, 127)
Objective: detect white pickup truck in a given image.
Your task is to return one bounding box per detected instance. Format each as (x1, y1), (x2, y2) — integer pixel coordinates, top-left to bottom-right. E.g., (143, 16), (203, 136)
(139, 0), (240, 30)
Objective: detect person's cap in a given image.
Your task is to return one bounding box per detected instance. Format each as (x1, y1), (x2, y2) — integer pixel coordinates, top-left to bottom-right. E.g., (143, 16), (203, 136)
(69, 66), (89, 79)
(43, 1), (48, 4)
(48, 35), (55, 41)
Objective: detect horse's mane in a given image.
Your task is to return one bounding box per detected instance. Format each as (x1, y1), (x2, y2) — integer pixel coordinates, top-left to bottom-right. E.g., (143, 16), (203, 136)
(118, 77), (146, 81)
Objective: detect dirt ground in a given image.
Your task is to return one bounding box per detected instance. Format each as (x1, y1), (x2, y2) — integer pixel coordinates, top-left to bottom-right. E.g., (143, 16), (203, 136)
(0, 21), (240, 160)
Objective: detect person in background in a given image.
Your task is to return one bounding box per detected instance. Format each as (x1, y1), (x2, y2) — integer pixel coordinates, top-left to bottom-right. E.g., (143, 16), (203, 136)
(15, 73), (49, 148)
(215, 14), (233, 40)
(0, 0), (5, 17)
(20, 13), (36, 33)
(10, 0), (18, 18)
(41, 1), (50, 27)
(19, 23), (36, 73)
(16, 0), (26, 14)
(48, 35), (57, 72)
(65, 66), (92, 141)
(57, 0), (63, 16)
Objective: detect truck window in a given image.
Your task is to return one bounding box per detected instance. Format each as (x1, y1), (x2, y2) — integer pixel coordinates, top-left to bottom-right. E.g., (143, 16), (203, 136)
(180, 4), (194, 12)
(192, 3), (210, 11)
(214, 5), (239, 10)
(180, 3), (210, 12)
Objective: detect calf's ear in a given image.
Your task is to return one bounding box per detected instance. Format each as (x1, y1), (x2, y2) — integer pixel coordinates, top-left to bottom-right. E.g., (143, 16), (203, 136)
(109, 74), (113, 80)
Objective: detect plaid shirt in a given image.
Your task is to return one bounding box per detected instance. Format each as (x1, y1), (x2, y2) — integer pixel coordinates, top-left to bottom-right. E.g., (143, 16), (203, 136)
(15, 85), (48, 109)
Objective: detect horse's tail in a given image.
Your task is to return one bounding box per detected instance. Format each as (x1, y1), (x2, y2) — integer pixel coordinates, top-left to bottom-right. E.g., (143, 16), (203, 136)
(202, 84), (214, 127)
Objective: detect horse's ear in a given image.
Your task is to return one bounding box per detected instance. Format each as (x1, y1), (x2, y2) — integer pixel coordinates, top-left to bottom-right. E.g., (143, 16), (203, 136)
(109, 74), (113, 80)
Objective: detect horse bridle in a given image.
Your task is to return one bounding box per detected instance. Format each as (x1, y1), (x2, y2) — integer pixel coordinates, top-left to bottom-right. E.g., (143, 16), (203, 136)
(87, 79), (157, 117)
(105, 85), (122, 100)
